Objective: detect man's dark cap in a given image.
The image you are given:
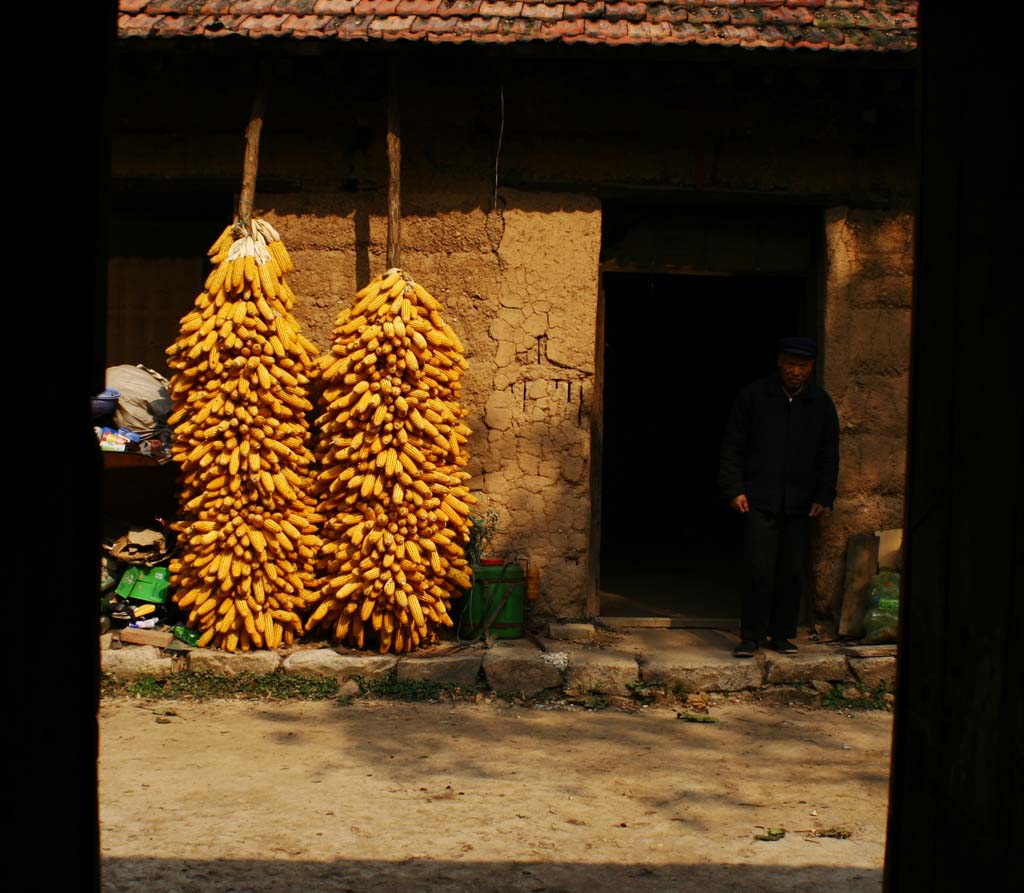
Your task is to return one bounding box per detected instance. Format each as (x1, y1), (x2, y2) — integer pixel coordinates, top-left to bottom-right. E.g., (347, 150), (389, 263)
(778, 336), (817, 358)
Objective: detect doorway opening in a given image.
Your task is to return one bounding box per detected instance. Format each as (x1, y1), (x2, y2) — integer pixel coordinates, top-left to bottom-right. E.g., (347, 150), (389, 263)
(597, 271), (806, 623)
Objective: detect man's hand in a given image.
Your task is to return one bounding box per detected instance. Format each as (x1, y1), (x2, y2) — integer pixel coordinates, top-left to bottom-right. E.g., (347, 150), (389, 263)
(809, 503), (828, 518)
(731, 494), (749, 514)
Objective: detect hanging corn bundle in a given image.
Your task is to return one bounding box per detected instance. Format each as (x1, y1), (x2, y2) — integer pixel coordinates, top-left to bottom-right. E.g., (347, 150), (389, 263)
(164, 218), (322, 651)
(306, 268), (475, 653)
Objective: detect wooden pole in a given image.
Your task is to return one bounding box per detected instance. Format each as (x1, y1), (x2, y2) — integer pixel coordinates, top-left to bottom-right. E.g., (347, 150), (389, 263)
(238, 84), (269, 229)
(386, 58), (401, 270)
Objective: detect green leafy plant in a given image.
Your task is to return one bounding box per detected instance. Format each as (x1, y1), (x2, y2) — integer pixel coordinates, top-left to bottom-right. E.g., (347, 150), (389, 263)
(820, 680), (894, 711)
(580, 693), (610, 710)
(564, 681), (610, 710)
(466, 510), (501, 565)
(101, 670), (340, 701)
(626, 679), (662, 705)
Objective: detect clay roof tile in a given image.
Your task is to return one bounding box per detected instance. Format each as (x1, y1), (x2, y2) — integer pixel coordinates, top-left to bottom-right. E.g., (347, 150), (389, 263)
(118, 0), (918, 50)
(521, 3), (565, 22)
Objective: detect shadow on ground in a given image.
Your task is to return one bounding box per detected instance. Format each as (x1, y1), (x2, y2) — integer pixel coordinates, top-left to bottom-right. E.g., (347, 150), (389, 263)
(102, 856), (881, 892)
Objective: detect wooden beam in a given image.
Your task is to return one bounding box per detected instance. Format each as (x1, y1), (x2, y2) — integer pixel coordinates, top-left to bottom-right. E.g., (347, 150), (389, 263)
(386, 57), (401, 270)
(237, 84), (269, 228)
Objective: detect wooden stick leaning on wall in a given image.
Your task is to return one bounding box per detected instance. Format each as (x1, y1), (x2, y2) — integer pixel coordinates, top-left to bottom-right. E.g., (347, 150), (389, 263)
(238, 84), (269, 231)
(387, 58), (401, 270)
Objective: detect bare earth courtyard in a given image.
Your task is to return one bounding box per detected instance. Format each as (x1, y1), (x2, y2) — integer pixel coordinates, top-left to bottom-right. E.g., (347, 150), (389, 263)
(99, 696), (894, 892)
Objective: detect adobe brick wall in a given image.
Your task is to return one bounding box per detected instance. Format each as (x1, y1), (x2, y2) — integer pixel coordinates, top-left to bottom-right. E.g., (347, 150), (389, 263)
(816, 206), (915, 630)
(475, 190), (602, 618)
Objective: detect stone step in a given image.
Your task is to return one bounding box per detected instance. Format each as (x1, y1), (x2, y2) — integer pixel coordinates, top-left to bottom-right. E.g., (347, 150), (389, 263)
(99, 630), (898, 698)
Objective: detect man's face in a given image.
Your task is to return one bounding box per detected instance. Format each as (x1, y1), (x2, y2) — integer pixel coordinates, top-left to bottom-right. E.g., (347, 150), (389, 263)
(778, 353), (815, 392)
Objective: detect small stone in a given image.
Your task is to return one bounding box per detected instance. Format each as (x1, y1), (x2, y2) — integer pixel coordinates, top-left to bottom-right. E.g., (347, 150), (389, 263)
(756, 685), (820, 706)
(482, 640), (563, 698)
(396, 653), (482, 686)
(189, 649), (282, 676)
(282, 649), (397, 682)
(101, 645), (173, 680)
(765, 652), (851, 685)
(606, 696), (636, 711)
(849, 655), (898, 688)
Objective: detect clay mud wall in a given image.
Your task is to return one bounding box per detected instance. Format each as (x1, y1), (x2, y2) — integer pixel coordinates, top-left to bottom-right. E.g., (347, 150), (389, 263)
(252, 190), (601, 619)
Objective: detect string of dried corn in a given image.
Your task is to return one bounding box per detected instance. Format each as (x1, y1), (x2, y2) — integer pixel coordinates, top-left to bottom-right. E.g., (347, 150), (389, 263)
(306, 268), (475, 653)
(164, 219), (322, 651)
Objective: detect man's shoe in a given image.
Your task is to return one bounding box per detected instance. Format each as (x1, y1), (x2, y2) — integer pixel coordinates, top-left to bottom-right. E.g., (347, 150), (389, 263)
(769, 638), (798, 654)
(733, 639), (759, 657)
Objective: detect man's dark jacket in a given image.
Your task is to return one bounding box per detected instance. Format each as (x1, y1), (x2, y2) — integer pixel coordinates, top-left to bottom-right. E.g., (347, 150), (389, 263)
(719, 371), (840, 515)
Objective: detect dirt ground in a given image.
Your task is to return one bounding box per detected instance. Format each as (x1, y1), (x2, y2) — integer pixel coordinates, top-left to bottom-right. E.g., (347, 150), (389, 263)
(99, 695), (894, 893)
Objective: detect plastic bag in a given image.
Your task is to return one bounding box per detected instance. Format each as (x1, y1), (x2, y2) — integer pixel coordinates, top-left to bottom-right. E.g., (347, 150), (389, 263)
(862, 568), (900, 644)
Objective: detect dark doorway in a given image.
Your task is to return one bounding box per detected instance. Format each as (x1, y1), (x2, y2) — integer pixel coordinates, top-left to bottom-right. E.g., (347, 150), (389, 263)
(598, 271), (805, 621)
(106, 188), (235, 377)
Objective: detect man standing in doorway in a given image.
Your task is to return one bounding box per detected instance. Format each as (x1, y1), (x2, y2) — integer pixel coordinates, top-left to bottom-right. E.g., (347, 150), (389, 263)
(719, 337), (840, 657)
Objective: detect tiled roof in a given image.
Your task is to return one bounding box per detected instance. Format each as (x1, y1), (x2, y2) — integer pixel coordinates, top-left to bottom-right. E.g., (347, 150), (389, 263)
(117, 1), (918, 51)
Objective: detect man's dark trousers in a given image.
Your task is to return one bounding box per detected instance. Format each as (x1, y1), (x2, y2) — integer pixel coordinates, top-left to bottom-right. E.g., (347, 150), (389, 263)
(741, 508), (809, 642)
